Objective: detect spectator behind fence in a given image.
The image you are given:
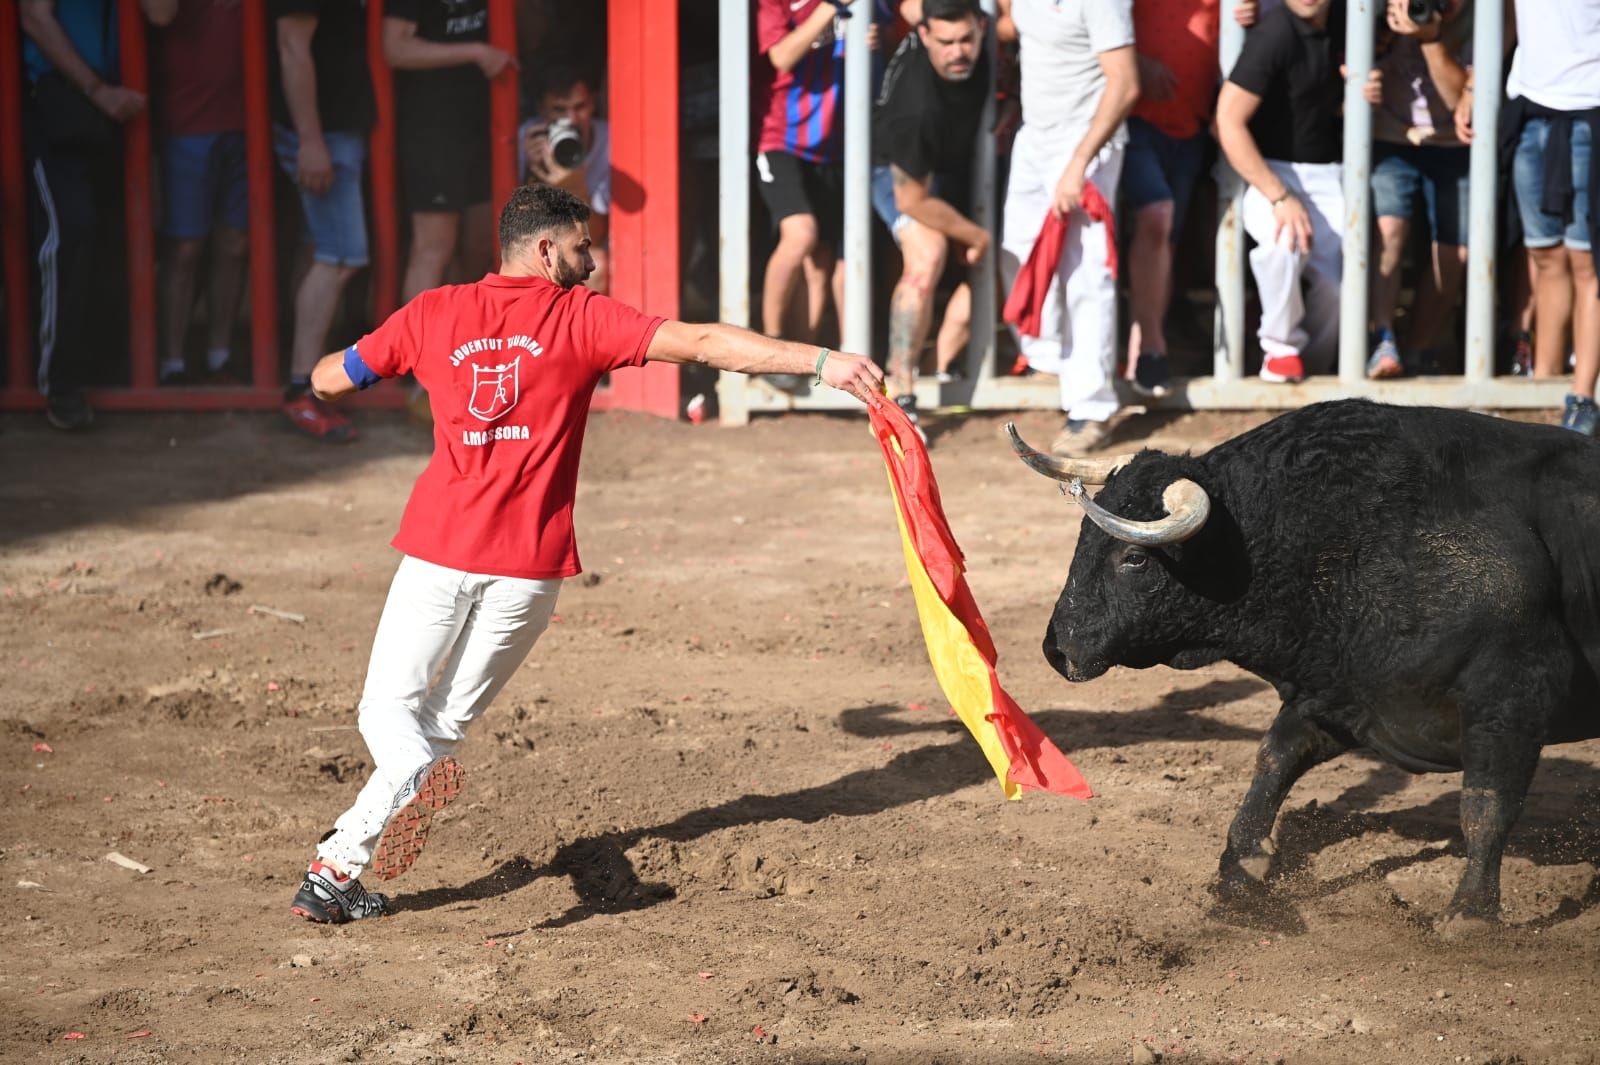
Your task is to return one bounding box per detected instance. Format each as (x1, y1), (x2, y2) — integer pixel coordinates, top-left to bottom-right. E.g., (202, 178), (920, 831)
(20, 0), (145, 431)
(270, 0), (375, 442)
(999, 0), (1139, 457)
(752, 0), (886, 394)
(383, 0), (515, 307)
(145, 0), (250, 387)
(1218, 0), (1378, 384)
(1460, 0), (1599, 434)
(871, 0), (991, 436)
(1123, 0), (1219, 400)
(519, 65), (611, 294)
(1366, 0), (1472, 379)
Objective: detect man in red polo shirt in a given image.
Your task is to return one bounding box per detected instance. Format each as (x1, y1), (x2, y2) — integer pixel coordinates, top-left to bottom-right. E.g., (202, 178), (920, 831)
(289, 183), (883, 924)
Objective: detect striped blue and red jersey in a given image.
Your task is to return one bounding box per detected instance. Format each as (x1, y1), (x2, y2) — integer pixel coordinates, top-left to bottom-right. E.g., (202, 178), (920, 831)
(755, 0), (847, 164)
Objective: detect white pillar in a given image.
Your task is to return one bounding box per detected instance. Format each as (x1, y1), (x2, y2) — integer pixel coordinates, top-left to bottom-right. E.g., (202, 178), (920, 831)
(842, 0), (872, 359)
(1463, 4), (1504, 382)
(1338, 0), (1375, 385)
(716, 0), (751, 425)
(950, 0), (999, 407)
(1213, 11), (1247, 381)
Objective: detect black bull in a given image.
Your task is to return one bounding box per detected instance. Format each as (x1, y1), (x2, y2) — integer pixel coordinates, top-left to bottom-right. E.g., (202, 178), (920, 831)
(1009, 399), (1600, 928)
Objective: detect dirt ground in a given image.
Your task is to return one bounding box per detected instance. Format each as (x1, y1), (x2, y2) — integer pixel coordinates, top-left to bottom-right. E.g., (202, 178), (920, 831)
(3, 402), (1598, 1065)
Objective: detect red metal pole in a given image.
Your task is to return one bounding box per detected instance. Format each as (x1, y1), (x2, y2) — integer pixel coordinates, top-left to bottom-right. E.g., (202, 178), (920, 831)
(488, 0), (516, 258)
(1, 5), (32, 391)
(366, 0), (397, 320)
(119, 0), (157, 390)
(241, 0), (278, 391)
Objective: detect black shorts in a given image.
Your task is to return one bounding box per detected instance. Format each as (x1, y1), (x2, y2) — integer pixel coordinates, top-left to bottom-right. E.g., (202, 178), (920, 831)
(756, 150), (843, 242)
(397, 107), (490, 215)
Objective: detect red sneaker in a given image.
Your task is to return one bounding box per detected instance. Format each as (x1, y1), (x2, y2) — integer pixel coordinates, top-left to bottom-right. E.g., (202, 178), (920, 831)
(283, 393), (356, 443)
(1259, 353), (1306, 384)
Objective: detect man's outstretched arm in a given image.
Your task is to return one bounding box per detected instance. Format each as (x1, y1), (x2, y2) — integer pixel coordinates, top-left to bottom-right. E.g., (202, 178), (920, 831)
(647, 320), (884, 404)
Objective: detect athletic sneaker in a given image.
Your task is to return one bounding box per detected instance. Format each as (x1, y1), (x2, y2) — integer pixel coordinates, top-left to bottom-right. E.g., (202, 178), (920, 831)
(290, 861), (390, 924)
(1560, 394), (1598, 436)
(1132, 351), (1171, 398)
(1366, 333), (1403, 380)
(45, 391), (94, 431)
(283, 392), (356, 443)
(1510, 333), (1533, 377)
(369, 756), (466, 881)
(1259, 353), (1305, 384)
(894, 393), (928, 446)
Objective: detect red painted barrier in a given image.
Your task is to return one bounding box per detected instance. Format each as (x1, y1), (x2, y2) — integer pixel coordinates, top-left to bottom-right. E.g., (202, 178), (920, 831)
(241, 0), (278, 391)
(118, 0), (157, 390)
(1, 5), (30, 392)
(366, 0), (398, 321)
(488, 0), (517, 256)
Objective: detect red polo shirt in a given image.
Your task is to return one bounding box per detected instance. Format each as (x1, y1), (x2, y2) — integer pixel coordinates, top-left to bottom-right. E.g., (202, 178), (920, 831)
(353, 274), (665, 579)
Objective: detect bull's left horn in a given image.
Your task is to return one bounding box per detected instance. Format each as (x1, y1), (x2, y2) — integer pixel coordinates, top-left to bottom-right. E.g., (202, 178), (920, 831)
(1071, 478), (1211, 546)
(1005, 423), (1133, 485)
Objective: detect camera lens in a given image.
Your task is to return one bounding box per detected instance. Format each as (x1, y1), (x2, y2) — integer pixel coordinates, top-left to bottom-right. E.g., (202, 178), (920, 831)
(549, 121), (584, 170)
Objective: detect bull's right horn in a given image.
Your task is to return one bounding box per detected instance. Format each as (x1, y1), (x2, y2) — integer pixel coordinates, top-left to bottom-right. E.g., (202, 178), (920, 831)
(1005, 423), (1134, 485)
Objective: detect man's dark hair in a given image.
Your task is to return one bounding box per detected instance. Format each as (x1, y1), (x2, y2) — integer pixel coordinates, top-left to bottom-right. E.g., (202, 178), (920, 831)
(920, 0), (982, 24)
(537, 62), (595, 102)
(500, 182), (591, 255)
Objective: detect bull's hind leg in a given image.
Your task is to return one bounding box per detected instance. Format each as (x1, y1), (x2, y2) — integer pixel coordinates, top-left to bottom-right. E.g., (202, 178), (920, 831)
(1439, 723), (1541, 930)
(1217, 703), (1349, 900)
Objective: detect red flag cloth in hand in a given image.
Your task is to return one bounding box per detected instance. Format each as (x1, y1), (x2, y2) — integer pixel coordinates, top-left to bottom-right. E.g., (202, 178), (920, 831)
(867, 396), (1093, 800)
(1002, 181), (1118, 339)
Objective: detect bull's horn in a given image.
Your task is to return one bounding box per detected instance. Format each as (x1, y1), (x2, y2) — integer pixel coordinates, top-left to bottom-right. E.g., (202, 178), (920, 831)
(1070, 477), (1211, 546)
(1005, 423), (1133, 484)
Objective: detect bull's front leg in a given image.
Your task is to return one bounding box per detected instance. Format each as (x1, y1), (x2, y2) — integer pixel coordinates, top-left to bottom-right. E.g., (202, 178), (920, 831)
(1438, 723), (1541, 932)
(1217, 703), (1348, 901)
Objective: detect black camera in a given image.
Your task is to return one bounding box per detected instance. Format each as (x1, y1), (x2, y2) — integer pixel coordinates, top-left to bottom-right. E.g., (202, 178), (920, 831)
(549, 119), (585, 170)
(1407, 0), (1446, 24)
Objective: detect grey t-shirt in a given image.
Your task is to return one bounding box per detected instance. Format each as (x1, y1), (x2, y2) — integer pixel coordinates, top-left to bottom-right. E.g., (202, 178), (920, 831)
(1011, 0), (1135, 142)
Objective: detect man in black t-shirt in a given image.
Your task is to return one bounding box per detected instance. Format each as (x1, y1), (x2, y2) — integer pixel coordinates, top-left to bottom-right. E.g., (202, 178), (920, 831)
(1217, 0), (1375, 384)
(382, 0), (514, 307)
(270, 0), (375, 441)
(870, 0), (990, 430)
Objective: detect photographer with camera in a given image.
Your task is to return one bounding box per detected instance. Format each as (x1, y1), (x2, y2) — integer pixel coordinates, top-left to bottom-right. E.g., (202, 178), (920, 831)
(1365, 0), (1472, 379)
(520, 64), (611, 294)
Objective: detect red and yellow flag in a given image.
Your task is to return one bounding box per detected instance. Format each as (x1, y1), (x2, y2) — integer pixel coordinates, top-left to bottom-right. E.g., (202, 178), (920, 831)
(869, 398), (1092, 801)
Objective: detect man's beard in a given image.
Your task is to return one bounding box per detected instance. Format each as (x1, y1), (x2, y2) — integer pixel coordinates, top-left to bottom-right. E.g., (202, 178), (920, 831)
(941, 61), (974, 82)
(553, 258), (588, 289)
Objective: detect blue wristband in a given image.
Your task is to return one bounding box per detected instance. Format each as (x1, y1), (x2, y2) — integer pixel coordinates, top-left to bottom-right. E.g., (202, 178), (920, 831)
(343, 345), (382, 390)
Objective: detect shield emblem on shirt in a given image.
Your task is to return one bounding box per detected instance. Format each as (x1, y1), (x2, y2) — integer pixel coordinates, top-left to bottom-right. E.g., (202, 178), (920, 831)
(468, 357), (520, 422)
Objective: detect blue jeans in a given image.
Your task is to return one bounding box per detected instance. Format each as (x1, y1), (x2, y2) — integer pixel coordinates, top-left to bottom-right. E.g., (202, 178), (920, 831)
(272, 126), (370, 266)
(1513, 116), (1593, 251)
(1119, 117), (1208, 240)
(1371, 140), (1471, 245)
(159, 132), (248, 239)
(871, 165), (957, 244)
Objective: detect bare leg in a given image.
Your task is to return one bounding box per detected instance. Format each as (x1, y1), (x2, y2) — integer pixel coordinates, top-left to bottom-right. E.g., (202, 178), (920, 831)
(1370, 214), (1410, 334)
(801, 241), (834, 341)
(1406, 242), (1467, 368)
(830, 255), (846, 343)
(887, 221), (949, 399)
(1529, 245), (1574, 378)
(761, 213), (820, 339)
(205, 226), (249, 357)
(159, 236), (205, 374)
(402, 211), (460, 305)
(935, 281), (971, 374)
(291, 261), (361, 379)
(1571, 249), (1599, 399)
(1127, 200), (1175, 359)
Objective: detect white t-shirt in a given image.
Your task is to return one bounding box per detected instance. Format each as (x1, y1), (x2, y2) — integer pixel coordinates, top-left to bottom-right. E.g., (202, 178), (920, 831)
(1506, 0), (1600, 111)
(1010, 0), (1135, 142)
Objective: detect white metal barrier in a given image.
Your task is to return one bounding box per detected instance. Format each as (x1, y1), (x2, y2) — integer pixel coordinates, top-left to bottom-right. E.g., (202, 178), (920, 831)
(716, 0), (1558, 424)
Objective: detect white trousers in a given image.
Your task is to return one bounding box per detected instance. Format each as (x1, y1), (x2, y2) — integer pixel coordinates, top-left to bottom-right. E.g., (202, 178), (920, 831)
(1241, 159), (1343, 369)
(1001, 124), (1124, 422)
(318, 556), (562, 877)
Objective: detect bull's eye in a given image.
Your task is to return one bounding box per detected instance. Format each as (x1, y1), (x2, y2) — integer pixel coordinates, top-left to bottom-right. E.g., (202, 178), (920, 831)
(1119, 550), (1149, 572)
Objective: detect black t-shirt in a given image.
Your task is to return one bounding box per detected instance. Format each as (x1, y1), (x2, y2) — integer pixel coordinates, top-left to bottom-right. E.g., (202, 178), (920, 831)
(385, 0), (488, 125)
(871, 34), (991, 211)
(1227, 2), (1344, 164)
(269, 0), (375, 133)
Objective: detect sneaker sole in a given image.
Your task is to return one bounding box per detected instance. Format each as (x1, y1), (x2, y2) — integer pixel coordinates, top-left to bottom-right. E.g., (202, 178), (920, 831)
(1258, 369), (1305, 384)
(370, 757), (465, 881)
(1132, 383), (1171, 399)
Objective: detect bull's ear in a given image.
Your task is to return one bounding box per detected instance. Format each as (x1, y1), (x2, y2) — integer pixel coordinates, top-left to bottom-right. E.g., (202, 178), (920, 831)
(1005, 423), (1133, 485)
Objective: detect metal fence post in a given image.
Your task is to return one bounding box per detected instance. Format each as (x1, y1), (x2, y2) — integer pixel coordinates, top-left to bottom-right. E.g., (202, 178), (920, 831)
(842, 0), (872, 363)
(717, 0), (751, 425)
(1463, 2), (1503, 383)
(1213, 11), (1246, 381)
(1338, 0), (1375, 385)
